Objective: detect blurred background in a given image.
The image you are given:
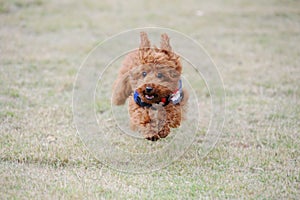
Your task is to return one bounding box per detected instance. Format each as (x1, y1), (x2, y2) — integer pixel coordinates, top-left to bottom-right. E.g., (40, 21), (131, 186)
(0, 0), (299, 199)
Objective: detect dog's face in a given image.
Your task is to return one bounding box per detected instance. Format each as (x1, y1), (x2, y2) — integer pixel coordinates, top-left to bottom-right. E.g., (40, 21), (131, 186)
(126, 32), (183, 104)
(130, 63), (181, 104)
(112, 32), (183, 105)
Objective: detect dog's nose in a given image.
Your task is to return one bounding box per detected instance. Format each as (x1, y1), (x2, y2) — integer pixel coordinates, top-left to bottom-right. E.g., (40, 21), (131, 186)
(145, 86), (153, 93)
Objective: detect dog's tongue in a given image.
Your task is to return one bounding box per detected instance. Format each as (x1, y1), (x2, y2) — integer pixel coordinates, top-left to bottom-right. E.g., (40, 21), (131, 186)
(145, 94), (154, 100)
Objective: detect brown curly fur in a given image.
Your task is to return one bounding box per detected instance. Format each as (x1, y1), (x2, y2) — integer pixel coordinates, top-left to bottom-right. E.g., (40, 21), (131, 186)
(112, 32), (188, 141)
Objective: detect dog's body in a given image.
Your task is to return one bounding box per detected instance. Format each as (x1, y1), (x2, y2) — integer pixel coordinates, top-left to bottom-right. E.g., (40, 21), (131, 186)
(112, 32), (188, 140)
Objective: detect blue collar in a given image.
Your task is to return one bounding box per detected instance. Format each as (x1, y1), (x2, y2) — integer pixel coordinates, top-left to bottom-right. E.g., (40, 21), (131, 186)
(133, 80), (183, 108)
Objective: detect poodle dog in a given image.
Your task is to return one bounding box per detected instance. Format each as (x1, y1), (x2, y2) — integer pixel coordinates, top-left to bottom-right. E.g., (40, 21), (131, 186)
(112, 32), (188, 141)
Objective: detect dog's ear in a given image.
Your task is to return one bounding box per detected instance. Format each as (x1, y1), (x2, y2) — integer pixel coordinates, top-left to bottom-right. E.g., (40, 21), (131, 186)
(139, 32), (151, 50)
(112, 72), (132, 105)
(160, 33), (172, 52)
(161, 33), (182, 73)
(139, 32), (152, 64)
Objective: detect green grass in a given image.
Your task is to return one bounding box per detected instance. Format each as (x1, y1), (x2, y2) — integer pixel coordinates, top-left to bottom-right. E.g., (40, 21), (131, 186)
(0, 0), (299, 199)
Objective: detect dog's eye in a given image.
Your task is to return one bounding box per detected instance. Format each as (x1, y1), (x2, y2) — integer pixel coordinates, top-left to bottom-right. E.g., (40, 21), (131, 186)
(157, 73), (163, 78)
(142, 72), (147, 77)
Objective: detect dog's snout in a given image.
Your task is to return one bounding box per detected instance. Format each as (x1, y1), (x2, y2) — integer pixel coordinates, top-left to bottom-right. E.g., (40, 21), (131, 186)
(145, 86), (153, 93)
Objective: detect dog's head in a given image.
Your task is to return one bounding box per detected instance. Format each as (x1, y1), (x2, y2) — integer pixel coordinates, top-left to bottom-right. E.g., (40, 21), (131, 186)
(129, 32), (182, 105)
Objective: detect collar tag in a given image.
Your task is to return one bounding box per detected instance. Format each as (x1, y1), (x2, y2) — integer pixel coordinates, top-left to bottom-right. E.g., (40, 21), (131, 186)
(170, 79), (183, 104)
(170, 90), (183, 104)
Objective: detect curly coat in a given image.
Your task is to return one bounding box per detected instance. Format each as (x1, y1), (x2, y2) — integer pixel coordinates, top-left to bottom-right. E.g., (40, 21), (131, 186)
(112, 32), (188, 140)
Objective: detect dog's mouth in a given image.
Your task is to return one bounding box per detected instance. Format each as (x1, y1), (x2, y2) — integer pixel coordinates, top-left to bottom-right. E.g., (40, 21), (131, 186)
(144, 93), (157, 100)
(136, 84), (172, 104)
(145, 94), (154, 100)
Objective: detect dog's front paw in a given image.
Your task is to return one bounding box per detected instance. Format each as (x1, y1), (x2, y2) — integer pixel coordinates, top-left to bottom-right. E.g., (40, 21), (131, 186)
(145, 133), (160, 141)
(158, 126), (170, 138)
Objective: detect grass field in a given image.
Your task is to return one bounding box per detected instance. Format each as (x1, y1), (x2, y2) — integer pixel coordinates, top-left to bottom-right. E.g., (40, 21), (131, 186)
(1, 0), (299, 199)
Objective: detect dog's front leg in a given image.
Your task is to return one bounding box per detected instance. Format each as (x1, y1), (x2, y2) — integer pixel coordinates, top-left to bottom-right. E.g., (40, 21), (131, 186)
(147, 104), (171, 140)
(142, 106), (163, 140)
(165, 104), (182, 128)
(128, 97), (159, 140)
